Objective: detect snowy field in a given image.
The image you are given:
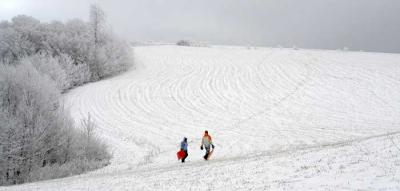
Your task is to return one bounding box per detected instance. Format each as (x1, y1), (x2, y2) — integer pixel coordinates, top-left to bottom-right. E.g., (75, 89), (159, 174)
(3, 45), (400, 190)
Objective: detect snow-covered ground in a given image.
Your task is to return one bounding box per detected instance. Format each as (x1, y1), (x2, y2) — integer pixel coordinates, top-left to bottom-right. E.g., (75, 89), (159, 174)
(3, 45), (400, 190)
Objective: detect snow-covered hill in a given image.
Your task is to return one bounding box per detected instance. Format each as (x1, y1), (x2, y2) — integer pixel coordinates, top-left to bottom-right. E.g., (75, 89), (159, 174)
(3, 46), (400, 190)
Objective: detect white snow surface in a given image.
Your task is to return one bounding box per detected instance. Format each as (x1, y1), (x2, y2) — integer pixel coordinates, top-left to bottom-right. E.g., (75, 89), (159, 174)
(3, 46), (400, 190)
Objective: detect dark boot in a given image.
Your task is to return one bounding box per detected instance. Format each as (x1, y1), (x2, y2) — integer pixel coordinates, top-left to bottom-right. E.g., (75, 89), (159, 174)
(182, 151), (188, 163)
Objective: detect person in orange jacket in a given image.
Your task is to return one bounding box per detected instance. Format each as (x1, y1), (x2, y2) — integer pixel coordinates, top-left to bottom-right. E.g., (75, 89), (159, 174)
(200, 130), (215, 160)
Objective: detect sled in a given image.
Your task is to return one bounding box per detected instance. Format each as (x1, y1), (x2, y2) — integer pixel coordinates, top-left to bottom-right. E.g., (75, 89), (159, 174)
(206, 148), (214, 160)
(177, 150), (186, 160)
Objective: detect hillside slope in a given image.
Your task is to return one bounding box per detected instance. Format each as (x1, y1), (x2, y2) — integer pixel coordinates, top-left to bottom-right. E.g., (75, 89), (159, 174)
(3, 46), (400, 190)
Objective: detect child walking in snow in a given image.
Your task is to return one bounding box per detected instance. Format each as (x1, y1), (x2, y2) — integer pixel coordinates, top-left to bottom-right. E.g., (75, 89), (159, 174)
(200, 130), (215, 160)
(180, 137), (188, 163)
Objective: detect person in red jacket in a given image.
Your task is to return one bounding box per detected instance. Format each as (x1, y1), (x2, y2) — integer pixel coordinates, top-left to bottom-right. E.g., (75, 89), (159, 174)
(200, 130), (215, 160)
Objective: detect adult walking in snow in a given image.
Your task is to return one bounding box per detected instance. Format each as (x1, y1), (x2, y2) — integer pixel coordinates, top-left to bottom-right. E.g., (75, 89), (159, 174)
(200, 130), (215, 160)
(178, 137), (189, 163)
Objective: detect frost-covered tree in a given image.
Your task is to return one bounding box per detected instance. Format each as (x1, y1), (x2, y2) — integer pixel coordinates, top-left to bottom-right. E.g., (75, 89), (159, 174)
(89, 4), (106, 81)
(0, 63), (62, 184)
(23, 53), (70, 90)
(88, 4), (132, 80)
(80, 114), (109, 161)
(0, 15), (48, 65)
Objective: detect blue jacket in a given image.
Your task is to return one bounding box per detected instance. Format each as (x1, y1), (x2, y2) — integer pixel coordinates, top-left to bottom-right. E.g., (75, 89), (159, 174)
(181, 140), (188, 151)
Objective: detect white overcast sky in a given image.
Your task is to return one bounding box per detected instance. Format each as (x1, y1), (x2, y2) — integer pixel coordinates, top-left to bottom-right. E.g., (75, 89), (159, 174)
(1, 0), (400, 53)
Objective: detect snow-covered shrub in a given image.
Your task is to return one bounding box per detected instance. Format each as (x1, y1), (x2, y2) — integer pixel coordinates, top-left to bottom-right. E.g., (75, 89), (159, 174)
(25, 115), (110, 183)
(176, 40), (208, 47)
(20, 53), (92, 92)
(63, 55), (91, 87)
(57, 53), (91, 88)
(97, 38), (132, 78)
(79, 114), (111, 161)
(23, 53), (71, 91)
(177, 40), (191, 46)
(27, 158), (109, 182)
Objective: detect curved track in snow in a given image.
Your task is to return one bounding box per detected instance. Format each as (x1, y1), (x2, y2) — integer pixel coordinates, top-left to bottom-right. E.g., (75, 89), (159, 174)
(4, 46), (400, 190)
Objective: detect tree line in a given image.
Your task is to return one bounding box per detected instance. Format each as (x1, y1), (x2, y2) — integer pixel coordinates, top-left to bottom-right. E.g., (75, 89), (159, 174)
(0, 5), (133, 185)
